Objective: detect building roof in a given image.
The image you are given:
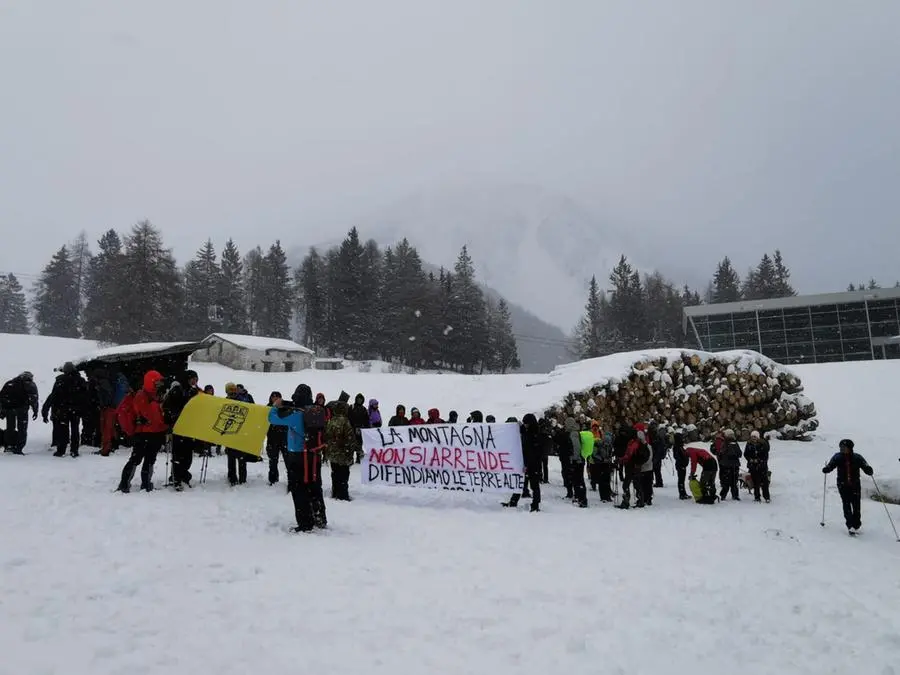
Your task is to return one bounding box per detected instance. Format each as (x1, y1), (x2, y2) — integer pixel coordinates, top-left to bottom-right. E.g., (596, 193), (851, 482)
(684, 287), (900, 319)
(206, 333), (314, 355)
(67, 341), (208, 370)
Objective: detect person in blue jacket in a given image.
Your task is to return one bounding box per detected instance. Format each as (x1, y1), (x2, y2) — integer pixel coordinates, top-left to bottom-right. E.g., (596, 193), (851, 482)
(268, 398), (326, 532)
(823, 438), (874, 534)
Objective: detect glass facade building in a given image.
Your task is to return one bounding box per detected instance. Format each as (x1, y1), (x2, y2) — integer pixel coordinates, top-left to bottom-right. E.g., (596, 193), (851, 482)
(683, 288), (900, 364)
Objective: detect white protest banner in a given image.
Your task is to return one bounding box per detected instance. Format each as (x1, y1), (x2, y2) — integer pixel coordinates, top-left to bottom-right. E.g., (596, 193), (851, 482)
(361, 423), (524, 493)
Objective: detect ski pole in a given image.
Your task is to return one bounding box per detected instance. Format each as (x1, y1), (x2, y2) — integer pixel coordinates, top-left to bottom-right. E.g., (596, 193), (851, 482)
(820, 474), (827, 527)
(870, 476), (900, 542)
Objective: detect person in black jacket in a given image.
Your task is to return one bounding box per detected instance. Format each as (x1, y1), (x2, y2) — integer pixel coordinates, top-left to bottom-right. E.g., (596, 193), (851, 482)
(266, 391), (288, 484)
(163, 370), (200, 490)
(823, 439), (874, 533)
(743, 430), (771, 502)
(651, 423), (668, 488)
(1, 371), (39, 454)
(503, 413), (542, 512)
(348, 393), (370, 436)
(44, 363), (87, 457)
(672, 433), (690, 500)
(553, 421), (573, 498)
(537, 417), (552, 484)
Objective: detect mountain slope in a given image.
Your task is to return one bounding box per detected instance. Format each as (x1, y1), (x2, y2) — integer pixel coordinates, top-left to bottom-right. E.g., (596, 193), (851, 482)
(362, 183), (636, 330)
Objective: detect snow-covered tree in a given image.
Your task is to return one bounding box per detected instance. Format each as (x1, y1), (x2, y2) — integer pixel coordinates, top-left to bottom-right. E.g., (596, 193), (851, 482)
(33, 246), (80, 337)
(0, 273), (29, 334)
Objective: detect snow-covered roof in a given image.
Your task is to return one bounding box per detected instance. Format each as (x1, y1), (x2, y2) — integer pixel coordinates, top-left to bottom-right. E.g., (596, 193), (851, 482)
(67, 341), (207, 369)
(205, 333), (314, 354)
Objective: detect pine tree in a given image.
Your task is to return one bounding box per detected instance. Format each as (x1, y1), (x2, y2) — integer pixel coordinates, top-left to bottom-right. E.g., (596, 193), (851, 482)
(295, 247), (328, 351)
(359, 239), (383, 358)
(381, 239), (428, 365)
(488, 297), (518, 373)
(118, 221), (183, 342)
(219, 239), (248, 334)
(183, 239), (222, 339)
(571, 275), (606, 359)
(0, 273), (29, 334)
(69, 231), (92, 331)
(743, 254), (777, 300)
(84, 230), (127, 342)
(447, 246), (488, 373)
(243, 246), (266, 335)
(643, 271), (683, 345)
(607, 255), (644, 347)
(771, 250), (796, 297)
(33, 246), (80, 337)
(681, 285), (702, 307)
(711, 257), (742, 303)
(332, 228), (367, 357)
(263, 240), (291, 338)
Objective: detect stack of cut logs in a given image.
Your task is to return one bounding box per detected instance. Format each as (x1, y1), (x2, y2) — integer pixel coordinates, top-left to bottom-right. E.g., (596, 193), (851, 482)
(544, 352), (818, 441)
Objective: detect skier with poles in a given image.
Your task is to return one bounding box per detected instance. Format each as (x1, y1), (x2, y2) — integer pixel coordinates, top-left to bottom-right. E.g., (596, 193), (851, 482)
(822, 439), (873, 535)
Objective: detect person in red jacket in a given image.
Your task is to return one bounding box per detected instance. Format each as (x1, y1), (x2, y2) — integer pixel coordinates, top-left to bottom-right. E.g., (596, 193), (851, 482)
(685, 446), (718, 502)
(409, 408), (426, 425)
(426, 408), (444, 424)
(116, 370), (169, 493)
(616, 429), (650, 509)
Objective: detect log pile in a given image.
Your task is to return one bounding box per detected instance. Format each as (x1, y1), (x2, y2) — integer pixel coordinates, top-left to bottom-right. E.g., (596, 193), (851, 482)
(543, 350), (818, 441)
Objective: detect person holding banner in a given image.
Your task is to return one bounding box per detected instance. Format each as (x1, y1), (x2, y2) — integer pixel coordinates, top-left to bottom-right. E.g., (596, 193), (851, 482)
(502, 414), (542, 512)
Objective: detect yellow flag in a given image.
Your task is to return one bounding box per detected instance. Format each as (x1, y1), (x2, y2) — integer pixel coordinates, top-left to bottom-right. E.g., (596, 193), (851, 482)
(173, 394), (269, 457)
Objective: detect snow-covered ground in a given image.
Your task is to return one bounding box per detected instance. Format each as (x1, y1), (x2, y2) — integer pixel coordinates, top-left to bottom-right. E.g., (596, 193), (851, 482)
(2, 334), (899, 675)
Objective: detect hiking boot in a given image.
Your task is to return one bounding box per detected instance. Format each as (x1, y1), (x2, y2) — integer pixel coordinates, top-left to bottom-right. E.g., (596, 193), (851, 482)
(174, 483), (184, 492)
(70, 451), (79, 458)
(679, 494), (691, 500)
(53, 450), (65, 457)
(616, 503), (630, 510)
(530, 504), (540, 512)
(116, 485), (130, 494)
(141, 484), (153, 492)
(292, 525), (313, 533)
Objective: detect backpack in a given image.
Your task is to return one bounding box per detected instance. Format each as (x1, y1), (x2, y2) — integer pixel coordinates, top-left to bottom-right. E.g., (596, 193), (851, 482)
(303, 404), (328, 450)
(635, 443), (651, 466)
(690, 476), (718, 504)
(116, 392), (137, 437)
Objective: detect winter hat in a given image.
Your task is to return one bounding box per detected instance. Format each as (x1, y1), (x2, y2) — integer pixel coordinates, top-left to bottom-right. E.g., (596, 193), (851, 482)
(448, 411), (458, 423)
(292, 384), (313, 407)
(724, 429), (736, 440)
(315, 392), (326, 405)
(750, 430), (760, 440)
(355, 393), (365, 405)
(185, 370), (199, 382)
(505, 416), (518, 423)
(62, 362), (76, 374)
(395, 404), (406, 415)
(369, 399), (379, 408)
(485, 415), (496, 423)
(522, 413), (538, 427)
(410, 407), (421, 417)
(839, 439), (855, 451)
(225, 382), (237, 394)
(339, 391), (350, 403)
(637, 430), (647, 443)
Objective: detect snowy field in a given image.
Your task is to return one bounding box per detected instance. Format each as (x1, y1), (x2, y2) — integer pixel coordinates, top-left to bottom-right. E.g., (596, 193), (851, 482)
(1, 334), (900, 675)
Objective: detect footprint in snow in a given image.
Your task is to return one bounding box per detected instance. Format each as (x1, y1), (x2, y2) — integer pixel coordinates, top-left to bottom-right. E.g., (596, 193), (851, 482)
(764, 528), (799, 542)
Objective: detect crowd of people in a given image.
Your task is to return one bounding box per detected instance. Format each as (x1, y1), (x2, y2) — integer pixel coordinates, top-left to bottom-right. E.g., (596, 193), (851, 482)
(0, 365), (884, 535)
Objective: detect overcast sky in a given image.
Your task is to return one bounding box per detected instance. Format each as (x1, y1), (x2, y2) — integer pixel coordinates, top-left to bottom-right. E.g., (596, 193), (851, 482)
(2, 0), (899, 295)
